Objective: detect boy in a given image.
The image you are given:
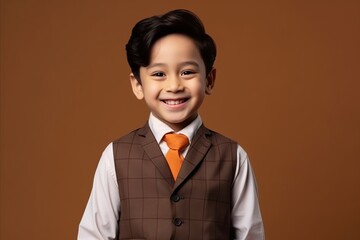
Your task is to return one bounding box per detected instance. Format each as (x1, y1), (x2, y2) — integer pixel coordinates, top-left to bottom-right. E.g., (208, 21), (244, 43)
(78, 9), (264, 240)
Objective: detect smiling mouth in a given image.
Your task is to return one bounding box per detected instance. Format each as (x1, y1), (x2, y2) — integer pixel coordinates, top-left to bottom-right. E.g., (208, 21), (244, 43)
(162, 98), (189, 105)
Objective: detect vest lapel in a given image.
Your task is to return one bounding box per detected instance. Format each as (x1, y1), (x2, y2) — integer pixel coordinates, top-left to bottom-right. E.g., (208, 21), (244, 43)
(173, 124), (212, 190)
(137, 123), (175, 186)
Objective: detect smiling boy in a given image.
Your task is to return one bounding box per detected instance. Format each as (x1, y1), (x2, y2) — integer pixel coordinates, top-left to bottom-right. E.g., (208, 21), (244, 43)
(130, 33), (214, 132)
(78, 9), (264, 240)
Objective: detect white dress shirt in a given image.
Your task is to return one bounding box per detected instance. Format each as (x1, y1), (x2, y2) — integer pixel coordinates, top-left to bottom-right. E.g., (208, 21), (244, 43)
(78, 114), (265, 240)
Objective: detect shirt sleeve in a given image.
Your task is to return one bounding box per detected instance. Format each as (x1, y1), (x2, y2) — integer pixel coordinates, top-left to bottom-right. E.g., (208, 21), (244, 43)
(78, 143), (120, 240)
(232, 145), (265, 240)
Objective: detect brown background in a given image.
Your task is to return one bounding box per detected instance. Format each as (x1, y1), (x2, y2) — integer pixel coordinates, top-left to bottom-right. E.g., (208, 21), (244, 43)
(1, 0), (359, 239)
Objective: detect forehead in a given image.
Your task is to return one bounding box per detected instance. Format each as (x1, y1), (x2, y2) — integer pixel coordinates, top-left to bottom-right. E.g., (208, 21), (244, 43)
(149, 34), (202, 64)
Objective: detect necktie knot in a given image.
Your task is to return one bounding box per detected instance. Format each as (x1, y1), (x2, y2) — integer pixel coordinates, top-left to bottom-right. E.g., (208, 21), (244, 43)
(163, 133), (189, 151)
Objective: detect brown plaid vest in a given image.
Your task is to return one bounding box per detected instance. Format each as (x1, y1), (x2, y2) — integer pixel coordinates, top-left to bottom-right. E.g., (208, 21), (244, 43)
(113, 123), (238, 240)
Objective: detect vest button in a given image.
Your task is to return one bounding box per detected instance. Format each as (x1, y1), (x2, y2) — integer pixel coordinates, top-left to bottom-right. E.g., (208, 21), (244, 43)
(173, 218), (183, 226)
(171, 194), (181, 202)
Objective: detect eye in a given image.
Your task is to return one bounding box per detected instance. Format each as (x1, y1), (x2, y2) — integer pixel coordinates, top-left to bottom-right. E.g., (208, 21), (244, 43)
(152, 72), (165, 77)
(181, 70), (195, 76)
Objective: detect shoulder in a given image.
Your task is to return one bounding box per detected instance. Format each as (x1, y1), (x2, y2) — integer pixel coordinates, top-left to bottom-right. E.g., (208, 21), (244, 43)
(111, 124), (152, 158)
(112, 128), (143, 158)
(207, 128), (248, 161)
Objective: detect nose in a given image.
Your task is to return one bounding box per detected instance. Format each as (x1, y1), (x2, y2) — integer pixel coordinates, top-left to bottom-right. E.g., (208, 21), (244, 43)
(165, 75), (184, 92)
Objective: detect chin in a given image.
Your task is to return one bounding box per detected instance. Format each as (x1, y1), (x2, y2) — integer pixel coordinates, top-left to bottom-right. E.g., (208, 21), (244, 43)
(165, 118), (186, 125)
(168, 115), (196, 125)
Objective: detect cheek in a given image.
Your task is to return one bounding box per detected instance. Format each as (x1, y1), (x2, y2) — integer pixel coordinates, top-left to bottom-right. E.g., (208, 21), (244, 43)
(188, 80), (206, 96)
(142, 82), (161, 98)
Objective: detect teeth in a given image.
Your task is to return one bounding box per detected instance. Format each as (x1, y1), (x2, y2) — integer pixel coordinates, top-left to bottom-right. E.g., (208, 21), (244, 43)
(164, 99), (186, 105)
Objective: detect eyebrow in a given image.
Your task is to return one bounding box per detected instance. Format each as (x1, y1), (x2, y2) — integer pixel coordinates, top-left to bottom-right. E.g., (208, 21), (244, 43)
(146, 61), (200, 70)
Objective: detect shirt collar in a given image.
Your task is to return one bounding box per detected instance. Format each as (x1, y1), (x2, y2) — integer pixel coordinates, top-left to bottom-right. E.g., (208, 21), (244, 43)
(148, 113), (202, 144)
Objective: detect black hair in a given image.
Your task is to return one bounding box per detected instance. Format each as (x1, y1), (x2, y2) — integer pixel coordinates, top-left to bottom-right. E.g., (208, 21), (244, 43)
(126, 9), (217, 81)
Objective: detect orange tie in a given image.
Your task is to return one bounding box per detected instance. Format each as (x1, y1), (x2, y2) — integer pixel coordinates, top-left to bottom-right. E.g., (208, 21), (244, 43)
(163, 133), (189, 180)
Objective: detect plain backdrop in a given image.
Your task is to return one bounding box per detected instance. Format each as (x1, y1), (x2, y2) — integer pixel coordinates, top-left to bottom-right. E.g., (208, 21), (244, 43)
(1, 0), (359, 239)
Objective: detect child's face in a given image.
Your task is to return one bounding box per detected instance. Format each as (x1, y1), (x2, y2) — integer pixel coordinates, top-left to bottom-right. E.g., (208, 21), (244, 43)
(130, 34), (215, 131)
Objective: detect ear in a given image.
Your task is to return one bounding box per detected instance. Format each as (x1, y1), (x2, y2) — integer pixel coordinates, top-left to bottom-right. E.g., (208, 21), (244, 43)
(130, 73), (144, 100)
(205, 68), (216, 95)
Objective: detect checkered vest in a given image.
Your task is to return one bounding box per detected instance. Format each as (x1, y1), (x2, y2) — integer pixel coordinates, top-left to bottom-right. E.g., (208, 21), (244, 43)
(113, 123), (238, 240)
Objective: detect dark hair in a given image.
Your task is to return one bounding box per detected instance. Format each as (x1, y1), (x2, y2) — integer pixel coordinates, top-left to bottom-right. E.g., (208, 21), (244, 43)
(126, 9), (217, 81)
